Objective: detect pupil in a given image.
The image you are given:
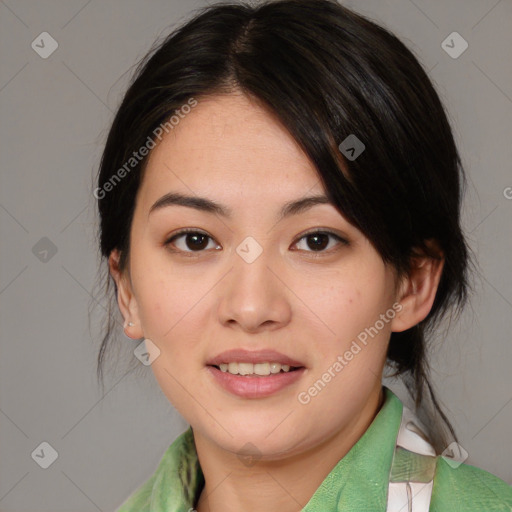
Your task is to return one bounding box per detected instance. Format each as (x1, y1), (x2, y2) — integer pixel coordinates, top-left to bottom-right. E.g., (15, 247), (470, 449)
(186, 234), (208, 250)
(307, 234), (328, 251)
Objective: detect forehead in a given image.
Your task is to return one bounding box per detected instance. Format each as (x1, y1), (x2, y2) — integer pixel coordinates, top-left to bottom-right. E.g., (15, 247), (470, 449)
(138, 92), (325, 209)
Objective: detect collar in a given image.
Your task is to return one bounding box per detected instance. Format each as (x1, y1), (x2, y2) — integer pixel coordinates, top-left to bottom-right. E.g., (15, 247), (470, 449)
(135, 386), (404, 511)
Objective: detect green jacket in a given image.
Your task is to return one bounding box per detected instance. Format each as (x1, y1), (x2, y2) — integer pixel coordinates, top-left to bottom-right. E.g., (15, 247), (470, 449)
(117, 387), (512, 511)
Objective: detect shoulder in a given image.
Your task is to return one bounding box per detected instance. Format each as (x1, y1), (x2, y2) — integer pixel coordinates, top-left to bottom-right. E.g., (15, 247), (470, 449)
(116, 473), (155, 511)
(430, 456), (512, 511)
(115, 444), (178, 511)
(115, 428), (201, 512)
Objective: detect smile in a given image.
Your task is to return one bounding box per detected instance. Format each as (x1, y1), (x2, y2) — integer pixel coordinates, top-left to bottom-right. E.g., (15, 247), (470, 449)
(215, 362), (301, 376)
(205, 348), (306, 398)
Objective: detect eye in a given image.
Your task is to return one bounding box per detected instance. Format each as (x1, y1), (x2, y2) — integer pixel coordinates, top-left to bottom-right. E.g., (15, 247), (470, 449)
(164, 228), (348, 256)
(164, 229), (221, 254)
(291, 230), (348, 254)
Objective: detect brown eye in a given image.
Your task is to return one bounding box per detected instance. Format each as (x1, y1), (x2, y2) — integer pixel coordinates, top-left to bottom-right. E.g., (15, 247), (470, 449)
(292, 230), (348, 253)
(304, 233), (329, 251)
(165, 229), (221, 253)
(184, 233), (208, 250)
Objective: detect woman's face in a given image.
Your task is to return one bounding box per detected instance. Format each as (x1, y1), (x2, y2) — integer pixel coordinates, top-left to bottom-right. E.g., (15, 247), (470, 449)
(116, 92), (403, 459)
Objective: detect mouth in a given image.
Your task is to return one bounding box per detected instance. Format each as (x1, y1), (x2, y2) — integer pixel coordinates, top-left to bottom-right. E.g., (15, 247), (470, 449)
(208, 362), (304, 376)
(205, 349), (306, 398)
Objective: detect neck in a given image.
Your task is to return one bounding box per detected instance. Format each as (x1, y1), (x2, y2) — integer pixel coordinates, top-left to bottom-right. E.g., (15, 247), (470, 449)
(194, 387), (384, 512)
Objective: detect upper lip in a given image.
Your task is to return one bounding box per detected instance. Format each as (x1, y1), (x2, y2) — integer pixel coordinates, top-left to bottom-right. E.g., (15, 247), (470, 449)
(206, 349), (305, 368)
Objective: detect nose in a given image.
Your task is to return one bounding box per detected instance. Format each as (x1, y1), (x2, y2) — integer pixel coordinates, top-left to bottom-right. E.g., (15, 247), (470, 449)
(216, 243), (292, 334)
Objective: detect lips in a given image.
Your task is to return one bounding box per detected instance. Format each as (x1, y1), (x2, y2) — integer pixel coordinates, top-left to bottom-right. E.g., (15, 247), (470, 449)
(206, 365), (306, 398)
(205, 349), (307, 398)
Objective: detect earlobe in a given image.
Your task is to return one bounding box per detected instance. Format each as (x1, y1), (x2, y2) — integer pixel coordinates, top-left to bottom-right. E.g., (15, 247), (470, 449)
(390, 246), (444, 333)
(108, 250), (144, 339)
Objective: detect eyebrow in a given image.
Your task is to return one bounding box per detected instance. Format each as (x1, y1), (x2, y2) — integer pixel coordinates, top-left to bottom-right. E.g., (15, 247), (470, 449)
(148, 191), (332, 221)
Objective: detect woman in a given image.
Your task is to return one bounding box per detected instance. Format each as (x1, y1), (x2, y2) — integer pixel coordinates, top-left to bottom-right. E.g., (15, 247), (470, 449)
(95, 0), (512, 510)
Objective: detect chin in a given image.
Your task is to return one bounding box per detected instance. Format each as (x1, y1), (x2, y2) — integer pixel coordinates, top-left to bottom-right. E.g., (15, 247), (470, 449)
(213, 423), (307, 459)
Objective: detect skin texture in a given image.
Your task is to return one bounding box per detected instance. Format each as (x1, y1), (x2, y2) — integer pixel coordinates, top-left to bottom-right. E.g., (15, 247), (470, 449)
(110, 91), (444, 512)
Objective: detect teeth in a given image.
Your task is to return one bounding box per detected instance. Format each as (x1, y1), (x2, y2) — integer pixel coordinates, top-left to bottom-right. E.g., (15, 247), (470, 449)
(254, 363), (270, 376)
(269, 363), (280, 374)
(217, 362), (296, 376)
(238, 362), (253, 375)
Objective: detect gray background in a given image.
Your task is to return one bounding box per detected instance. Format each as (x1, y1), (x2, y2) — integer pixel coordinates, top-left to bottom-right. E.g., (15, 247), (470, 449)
(0, 0), (511, 510)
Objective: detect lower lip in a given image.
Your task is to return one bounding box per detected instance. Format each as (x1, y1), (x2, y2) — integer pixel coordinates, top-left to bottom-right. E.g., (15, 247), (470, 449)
(206, 366), (306, 398)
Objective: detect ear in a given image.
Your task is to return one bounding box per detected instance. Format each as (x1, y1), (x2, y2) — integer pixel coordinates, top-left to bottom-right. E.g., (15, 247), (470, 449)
(108, 249), (144, 339)
(390, 241), (444, 333)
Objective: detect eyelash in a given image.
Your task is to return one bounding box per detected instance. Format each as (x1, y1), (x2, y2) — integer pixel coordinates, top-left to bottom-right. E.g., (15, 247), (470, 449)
(164, 228), (349, 258)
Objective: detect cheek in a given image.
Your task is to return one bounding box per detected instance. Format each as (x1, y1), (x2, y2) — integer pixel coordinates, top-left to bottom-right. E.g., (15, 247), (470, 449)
(131, 253), (203, 339)
(308, 268), (384, 324)
(305, 268), (393, 359)
(132, 267), (211, 415)
(131, 258), (215, 376)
